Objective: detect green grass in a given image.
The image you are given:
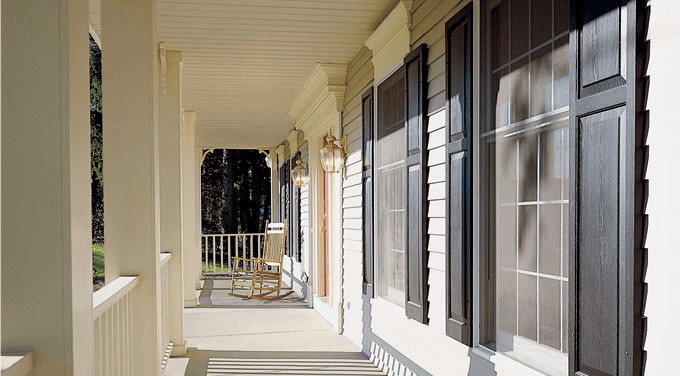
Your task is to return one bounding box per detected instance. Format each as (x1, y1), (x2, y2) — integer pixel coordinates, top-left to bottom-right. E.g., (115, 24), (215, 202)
(93, 244), (105, 290)
(202, 261), (230, 273)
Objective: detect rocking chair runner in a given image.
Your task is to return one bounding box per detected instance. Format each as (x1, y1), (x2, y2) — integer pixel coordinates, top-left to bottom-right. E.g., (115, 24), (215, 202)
(229, 220), (292, 300)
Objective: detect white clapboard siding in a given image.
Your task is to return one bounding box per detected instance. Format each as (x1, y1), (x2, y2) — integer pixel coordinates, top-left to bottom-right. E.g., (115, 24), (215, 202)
(341, 46), (373, 349)
(349, 2), (479, 376)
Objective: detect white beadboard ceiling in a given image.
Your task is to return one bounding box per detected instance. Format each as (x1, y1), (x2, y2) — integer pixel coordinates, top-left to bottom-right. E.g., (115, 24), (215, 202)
(90, 0), (396, 150)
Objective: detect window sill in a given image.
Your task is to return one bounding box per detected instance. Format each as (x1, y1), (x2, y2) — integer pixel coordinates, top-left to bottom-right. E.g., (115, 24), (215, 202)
(469, 345), (564, 376)
(370, 295), (405, 317)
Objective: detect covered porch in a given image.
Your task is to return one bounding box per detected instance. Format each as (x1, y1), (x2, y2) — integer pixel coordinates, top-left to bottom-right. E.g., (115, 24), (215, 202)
(165, 276), (385, 376)
(2, 0), (397, 374)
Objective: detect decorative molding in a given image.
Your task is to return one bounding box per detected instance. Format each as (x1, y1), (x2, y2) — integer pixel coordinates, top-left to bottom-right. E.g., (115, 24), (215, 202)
(159, 42), (167, 95)
(363, 0), (412, 81)
(89, 20), (102, 48)
(288, 63), (347, 135)
(364, 0), (413, 55)
(276, 143), (289, 167)
(286, 130), (302, 154)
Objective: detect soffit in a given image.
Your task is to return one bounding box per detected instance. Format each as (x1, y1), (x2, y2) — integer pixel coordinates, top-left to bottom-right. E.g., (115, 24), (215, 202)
(91, 0), (397, 150)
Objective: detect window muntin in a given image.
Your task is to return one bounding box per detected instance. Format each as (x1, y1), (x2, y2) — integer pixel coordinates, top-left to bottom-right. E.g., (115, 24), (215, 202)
(482, 0), (569, 374)
(375, 67), (406, 307)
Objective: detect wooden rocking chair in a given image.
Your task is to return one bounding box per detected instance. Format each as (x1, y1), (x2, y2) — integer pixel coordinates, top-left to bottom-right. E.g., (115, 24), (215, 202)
(229, 220), (292, 301)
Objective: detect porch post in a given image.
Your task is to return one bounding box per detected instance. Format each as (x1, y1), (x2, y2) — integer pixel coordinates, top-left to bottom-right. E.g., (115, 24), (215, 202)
(1, 0), (93, 374)
(182, 111), (198, 307)
(101, 0), (163, 374)
(158, 50), (186, 355)
(195, 145), (203, 288)
(270, 148), (279, 221)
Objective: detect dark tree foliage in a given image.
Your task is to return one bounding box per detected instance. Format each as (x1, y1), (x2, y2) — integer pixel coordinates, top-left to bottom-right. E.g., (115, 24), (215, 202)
(201, 149), (270, 234)
(90, 36), (104, 244)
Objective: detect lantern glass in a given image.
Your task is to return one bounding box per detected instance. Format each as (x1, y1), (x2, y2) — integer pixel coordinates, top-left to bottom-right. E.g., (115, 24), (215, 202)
(320, 135), (345, 173)
(291, 158), (309, 187)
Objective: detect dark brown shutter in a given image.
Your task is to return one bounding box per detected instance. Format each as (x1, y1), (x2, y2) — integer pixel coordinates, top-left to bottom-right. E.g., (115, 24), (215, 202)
(362, 87), (374, 297)
(292, 152), (302, 262)
(404, 44), (429, 324)
(279, 160), (290, 255)
(445, 3), (472, 345)
(569, 0), (646, 374)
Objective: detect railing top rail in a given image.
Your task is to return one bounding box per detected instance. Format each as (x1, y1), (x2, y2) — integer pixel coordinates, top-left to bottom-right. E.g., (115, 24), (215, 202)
(200, 233), (265, 236)
(93, 276), (140, 317)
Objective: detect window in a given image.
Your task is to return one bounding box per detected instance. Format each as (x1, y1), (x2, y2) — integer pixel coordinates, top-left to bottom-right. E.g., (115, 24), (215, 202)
(480, 0), (570, 373)
(375, 66), (406, 306)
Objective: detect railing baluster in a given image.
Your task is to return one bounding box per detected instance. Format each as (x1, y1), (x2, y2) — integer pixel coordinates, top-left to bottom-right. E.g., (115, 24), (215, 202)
(220, 236), (224, 272)
(211, 235), (215, 272)
(126, 293), (131, 376)
(227, 235), (232, 272)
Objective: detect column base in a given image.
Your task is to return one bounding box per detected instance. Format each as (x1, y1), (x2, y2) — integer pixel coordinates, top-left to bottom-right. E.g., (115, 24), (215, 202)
(170, 340), (187, 357)
(184, 298), (198, 308)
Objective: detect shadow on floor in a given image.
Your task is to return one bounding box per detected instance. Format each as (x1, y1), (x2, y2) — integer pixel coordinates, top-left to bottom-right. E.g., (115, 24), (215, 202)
(198, 275), (307, 309)
(183, 349), (385, 376)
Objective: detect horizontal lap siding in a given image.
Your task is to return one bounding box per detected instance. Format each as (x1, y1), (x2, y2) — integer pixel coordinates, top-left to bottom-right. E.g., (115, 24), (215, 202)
(342, 46), (373, 349)
(299, 141), (310, 279)
(365, 1), (477, 376)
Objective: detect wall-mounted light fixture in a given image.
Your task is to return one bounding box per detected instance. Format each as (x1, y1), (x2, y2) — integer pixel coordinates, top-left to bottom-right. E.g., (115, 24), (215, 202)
(320, 134), (345, 174)
(291, 157), (309, 187)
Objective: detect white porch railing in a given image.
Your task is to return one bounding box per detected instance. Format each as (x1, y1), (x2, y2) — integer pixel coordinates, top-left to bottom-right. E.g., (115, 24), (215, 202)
(201, 233), (265, 272)
(160, 252), (172, 369)
(92, 276), (139, 376)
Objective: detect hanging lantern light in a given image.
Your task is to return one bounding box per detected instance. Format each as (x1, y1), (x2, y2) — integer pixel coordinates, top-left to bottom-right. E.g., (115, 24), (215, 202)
(291, 158), (309, 187)
(320, 134), (346, 174)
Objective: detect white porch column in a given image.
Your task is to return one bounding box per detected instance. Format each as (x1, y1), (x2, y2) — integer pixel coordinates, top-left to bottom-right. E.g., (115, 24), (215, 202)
(195, 146), (203, 288)
(158, 50), (186, 355)
(182, 111), (198, 307)
(102, 0), (162, 374)
(1, 0), (92, 374)
(270, 148), (279, 221)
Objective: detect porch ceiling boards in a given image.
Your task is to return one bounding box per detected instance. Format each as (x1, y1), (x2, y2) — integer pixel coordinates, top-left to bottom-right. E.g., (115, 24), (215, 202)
(90, 0), (397, 150)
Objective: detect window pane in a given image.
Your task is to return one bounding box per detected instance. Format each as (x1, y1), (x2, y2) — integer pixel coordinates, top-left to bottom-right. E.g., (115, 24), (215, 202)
(483, 0), (569, 374)
(376, 68), (406, 306)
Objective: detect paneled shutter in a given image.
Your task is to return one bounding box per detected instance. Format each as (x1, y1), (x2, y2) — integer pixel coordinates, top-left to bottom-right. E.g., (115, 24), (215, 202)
(362, 88), (374, 297)
(404, 44), (429, 323)
(279, 161), (290, 255)
(292, 153), (302, 262)
(569, 0), (646, 374)
(445, 3), (472, 345)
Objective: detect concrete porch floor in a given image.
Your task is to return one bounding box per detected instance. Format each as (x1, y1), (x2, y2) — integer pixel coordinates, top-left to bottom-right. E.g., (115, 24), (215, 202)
(166, 276), (385, 375)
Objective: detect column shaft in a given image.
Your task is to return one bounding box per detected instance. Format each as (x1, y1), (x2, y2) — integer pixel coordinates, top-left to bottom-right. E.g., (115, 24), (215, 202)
(102, 0), (162, 373)
(159, 50), (186, 356)
(1, 0), (92, 374)
(182, 111), (198, 307)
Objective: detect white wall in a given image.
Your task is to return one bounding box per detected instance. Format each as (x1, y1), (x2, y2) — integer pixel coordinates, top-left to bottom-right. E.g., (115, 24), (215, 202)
(642, 0), (680, 374)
